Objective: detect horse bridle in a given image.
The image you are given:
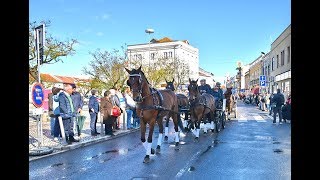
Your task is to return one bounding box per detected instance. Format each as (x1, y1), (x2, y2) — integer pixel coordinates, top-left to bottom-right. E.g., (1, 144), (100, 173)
(128, 73), (155, 102)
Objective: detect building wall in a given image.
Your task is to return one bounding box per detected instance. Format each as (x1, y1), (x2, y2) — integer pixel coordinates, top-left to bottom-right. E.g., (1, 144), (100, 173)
(127, 40), (199, 83)
(269, 24), (291, 95)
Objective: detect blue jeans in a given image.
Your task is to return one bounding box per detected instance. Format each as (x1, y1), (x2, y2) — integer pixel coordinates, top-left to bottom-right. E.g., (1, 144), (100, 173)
(126, 109), (133, 129)
(50, 117), (55, 136)
(53, 116), (61, 138)
(90, 112), (98, 133)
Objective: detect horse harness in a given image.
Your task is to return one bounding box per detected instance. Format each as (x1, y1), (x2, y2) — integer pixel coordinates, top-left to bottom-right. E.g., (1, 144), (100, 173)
(129, 73), (179, 119)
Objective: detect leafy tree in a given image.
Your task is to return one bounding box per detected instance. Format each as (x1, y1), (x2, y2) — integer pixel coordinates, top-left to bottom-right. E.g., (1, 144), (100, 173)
(82, 48), (127, 92)
(29, 20), (78, 84)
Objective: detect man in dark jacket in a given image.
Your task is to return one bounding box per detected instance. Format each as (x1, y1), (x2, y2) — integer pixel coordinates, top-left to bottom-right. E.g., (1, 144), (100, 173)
(71, 84), (85, 136)
(199, 79), (213, 95)
(271, 89), (285, 124)
(89, 89), (100, 135)
(59, 83), (79, 144)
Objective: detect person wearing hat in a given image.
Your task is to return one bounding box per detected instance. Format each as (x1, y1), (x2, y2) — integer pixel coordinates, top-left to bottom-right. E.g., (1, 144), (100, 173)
(71, 84), (85, 136)
(58, 83), (79, 144)
(212, 85), (223, 108)
(215, 82), (224, 99)
(89, 89), (100, 135)
(199, 79), (213, 95)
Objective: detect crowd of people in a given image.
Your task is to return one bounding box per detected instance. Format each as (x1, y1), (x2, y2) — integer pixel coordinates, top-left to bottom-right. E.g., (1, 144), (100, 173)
(48, 83), (140, 144)
(241, 89), (291, 124)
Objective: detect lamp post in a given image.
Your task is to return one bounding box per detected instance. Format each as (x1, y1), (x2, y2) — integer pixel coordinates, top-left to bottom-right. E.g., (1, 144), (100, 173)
(236, 61), (242, 94)
(145, 28), (154, 72)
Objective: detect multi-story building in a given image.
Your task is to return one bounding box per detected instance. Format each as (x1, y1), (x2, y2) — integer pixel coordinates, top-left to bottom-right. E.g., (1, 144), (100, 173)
(261, 51), (272, 93)
(269, 24), (291, 95)
(198, 67), (215, 88)
(126, 37), (199, 86)
(248, 55), (264, 93)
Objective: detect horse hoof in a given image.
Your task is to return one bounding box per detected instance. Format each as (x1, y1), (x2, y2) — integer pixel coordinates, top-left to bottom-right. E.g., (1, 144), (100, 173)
(151, 148), (155, 155)
(164, 136), (168, 141)
(143, 156), (150, 163)
(156, 145), (161, 154)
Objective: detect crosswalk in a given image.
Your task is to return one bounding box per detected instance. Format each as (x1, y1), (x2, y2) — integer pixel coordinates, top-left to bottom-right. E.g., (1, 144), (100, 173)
(233, 113), (273, 123)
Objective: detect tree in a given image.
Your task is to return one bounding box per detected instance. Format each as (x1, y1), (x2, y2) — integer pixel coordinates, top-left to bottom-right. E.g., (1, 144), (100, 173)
(29, 20), (78, 84)
(165, 57), (190, 91)
(82, 48), (127, 92)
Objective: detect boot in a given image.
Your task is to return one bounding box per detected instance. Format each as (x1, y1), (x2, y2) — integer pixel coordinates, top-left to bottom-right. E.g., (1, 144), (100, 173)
(65, 136), (72, 145)
(69, 135), (79, 142)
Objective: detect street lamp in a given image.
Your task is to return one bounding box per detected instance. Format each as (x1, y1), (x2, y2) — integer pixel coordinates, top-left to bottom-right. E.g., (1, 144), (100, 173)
(145, 28), (154, 71)
(236, 61), (242, 93)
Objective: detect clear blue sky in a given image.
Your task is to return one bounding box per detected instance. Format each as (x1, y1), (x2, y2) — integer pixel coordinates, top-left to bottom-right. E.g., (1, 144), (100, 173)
(30, 0), (291, 82)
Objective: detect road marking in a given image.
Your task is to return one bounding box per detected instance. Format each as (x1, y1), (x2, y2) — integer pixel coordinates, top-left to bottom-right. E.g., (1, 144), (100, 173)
(238, 120), (248, 122)
(253, 115), (267, 122)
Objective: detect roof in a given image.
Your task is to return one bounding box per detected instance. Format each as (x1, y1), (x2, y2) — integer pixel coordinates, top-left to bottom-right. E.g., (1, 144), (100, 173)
(30, 73), (90, 84)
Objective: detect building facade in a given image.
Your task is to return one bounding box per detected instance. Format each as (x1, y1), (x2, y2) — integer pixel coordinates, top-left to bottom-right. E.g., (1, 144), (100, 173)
(126, 37), (199, 85)
(268, 24), (291, 96)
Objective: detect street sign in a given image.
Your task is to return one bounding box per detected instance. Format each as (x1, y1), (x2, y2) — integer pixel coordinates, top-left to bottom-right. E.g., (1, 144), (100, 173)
(259, 75), (266, 87)
(31, 82), (45, 108)
(260, 80), (266, 87)
(259, 75), (266, 81)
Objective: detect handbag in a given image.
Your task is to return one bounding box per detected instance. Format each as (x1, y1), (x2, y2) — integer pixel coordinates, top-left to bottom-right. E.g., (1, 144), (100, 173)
(111, 106), (121, 117)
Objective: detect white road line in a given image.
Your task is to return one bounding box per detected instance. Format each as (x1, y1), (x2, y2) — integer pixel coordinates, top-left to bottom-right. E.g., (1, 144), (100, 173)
(253, 115), (267, 122)
(238, 120), (248, 122)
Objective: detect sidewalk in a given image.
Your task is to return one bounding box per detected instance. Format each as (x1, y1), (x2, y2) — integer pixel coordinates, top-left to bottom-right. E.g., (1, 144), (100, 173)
(29, 114), (139, 162)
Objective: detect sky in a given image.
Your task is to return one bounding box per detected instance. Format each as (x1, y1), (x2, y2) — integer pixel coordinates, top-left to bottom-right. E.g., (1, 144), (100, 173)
(30, 0), (291, 83)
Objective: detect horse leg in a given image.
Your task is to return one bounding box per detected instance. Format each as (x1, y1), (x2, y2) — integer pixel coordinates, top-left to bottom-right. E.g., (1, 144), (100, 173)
(171, 113), (180, 150)
(143, 119), (156, 163)
(164, 116), (169, 141)
(194, 119), (200, 142)
(177, 112), (185, 133)
(156, 118), (163, 154)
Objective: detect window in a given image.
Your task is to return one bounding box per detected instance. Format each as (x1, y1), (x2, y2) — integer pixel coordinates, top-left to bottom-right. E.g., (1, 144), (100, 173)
(134, 54), (142, 60)
(287, 46), (290, 63)
(277, 55), (279, 68)
(151, 53), (155, 60)
(281, 50), (285, 66)
(272, 57), (274, 71)
(164, 52), (168, 59)
(168, 52), (173, 58)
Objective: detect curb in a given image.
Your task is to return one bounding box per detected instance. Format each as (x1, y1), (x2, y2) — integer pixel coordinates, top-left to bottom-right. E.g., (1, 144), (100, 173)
(29, 128), (140, 162)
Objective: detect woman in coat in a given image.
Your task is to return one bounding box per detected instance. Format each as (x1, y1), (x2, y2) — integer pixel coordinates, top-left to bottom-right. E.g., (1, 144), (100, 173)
(100, 90), (118, 136)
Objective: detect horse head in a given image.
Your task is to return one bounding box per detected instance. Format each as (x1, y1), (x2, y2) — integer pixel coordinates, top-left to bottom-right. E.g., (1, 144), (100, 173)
(165, 78), (175, 91)
(188, 78), (200, 102)
(125, 66), (148, 102)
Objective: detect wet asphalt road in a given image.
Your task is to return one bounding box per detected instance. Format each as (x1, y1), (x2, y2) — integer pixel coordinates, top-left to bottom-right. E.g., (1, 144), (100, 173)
(29, 101), (291, 180)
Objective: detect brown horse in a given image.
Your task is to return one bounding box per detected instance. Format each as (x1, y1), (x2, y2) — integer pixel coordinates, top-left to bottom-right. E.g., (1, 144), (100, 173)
(224, 87), (236, 120)
(125, 66), (181, 163)
(188, 78), (216, 140)
(165, 79), (190, 133)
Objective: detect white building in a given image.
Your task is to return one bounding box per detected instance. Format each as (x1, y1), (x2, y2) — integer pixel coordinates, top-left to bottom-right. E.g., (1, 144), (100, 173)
(198, 67), (215, 88)
(127, 37), (199, 84)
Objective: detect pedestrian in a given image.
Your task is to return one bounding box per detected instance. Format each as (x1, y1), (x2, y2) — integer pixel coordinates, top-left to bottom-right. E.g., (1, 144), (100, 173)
(100, 90), (117, 136)
(271, 89), (285, 124)
(110, 89), (121, 130)
(123, 87), (136, 129)
(265, 93), (271, 112)
(71, 84), (85, 136)
(88, 89), (100, 136)
(282, 94), (291, 123)
(260, 94), (266, 111)
(58, 83), (79, 144)
(269, 93), (274, 115)
(48, 85), (63, 141)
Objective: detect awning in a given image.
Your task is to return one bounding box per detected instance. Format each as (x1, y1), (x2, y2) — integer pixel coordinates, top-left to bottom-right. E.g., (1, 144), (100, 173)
(251, 86), (260, 94)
